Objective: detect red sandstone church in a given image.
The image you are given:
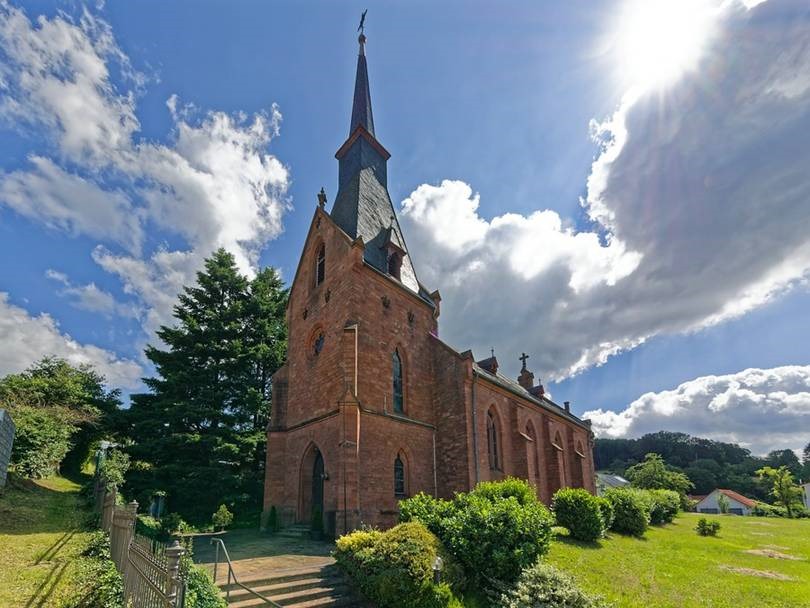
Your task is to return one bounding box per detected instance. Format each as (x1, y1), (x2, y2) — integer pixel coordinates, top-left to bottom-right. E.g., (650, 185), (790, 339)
(263, 31), (596, 537)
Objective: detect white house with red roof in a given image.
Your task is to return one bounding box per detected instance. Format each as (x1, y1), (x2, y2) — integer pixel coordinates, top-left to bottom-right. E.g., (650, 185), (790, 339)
(695, 489), (756, 516)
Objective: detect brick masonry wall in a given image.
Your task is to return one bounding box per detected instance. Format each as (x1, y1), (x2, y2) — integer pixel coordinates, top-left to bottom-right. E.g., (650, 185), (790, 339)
(0, 409), (15, 488)
(265, 205), (597, 534)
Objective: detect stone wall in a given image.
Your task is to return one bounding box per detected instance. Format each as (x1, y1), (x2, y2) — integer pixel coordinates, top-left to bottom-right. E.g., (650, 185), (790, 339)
(0, 409), (15, 488)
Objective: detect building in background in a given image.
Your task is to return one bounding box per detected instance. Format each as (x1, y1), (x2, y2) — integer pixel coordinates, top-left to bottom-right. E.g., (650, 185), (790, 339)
(694, 489), (756, 515)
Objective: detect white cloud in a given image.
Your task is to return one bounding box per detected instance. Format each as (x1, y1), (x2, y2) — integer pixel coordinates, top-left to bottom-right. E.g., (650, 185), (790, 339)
(0, 156), (142, 252)
(0, 292), (142, 389)
(583, 366), (810, 454)
(400, 0), (810, 380)
(0, 2), (291, 351)
(45, 268), (141, 319)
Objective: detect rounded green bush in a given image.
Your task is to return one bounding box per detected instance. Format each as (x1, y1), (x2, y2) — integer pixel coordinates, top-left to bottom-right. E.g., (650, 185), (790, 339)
(648, 489), (680, 525)
(334, 522), (463, 608)
(552, 488), (605, 542)
(604, 488), (650, 537)
(595, 496), (615, 531)
(445, 479), (554, 585)
(399, 491), (454, 535)
(495, 561), (610, 608)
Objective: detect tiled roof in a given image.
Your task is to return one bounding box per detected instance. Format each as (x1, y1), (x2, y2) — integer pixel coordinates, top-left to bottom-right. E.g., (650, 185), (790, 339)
(717, 489), (757, 508)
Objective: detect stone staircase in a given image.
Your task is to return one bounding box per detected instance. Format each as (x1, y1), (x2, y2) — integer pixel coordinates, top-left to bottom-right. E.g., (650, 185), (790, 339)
(219, 562), (359, 608)
(275, 523), (314, 540)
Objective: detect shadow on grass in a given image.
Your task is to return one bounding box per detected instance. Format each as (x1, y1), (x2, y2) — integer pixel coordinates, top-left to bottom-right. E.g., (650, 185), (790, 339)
(554, 533), (605, 550)
(0, 474), (85, 536)
(23, 561), (69, 608)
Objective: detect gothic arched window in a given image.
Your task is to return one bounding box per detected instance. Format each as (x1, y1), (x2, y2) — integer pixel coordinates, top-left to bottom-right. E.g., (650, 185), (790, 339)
(487, 410), (500, 470)
(394, 455), (406, 497)
(315, 243), (326, 286)
(392, 349), (404, 413)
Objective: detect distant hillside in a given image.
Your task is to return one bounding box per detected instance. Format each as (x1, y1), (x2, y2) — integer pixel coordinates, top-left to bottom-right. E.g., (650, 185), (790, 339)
(594, 431), (808, 500)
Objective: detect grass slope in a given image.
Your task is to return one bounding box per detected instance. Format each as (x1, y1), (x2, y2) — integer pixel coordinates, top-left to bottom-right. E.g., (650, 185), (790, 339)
(0, 476), (92, 607)
(548, 512), (810, 608)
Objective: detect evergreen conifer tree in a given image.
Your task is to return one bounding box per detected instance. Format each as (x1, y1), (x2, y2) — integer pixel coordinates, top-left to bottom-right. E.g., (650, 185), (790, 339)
(124, 249), (287, 523)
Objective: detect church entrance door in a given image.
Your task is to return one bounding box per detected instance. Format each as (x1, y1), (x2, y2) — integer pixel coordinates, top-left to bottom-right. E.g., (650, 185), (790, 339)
(312, 449), (324, 519)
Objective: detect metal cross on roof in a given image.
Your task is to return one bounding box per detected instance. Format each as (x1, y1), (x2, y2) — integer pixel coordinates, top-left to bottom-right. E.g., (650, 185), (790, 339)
(358, 9), (367, 34)
(520, 352), (530, 369)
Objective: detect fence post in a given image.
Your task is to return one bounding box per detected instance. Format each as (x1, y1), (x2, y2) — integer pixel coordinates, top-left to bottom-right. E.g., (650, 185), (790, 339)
(165, 540), (186, 607)
(122, 500), (138, 579)
(102, 487), (116, 532)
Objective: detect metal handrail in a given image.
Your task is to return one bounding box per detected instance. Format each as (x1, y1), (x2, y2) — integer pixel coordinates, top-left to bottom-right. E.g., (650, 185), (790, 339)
(210, 537), (282, 607)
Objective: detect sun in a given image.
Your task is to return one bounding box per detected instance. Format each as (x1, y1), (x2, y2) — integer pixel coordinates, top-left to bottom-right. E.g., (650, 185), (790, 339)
(614, 0), (718, 91)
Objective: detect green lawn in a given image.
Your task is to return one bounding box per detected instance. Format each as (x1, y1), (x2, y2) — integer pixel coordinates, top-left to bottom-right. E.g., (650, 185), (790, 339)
(0, 476), (92, 607)
(548, 512), (810, 608)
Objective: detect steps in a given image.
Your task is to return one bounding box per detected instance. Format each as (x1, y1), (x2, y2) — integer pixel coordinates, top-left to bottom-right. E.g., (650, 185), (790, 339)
(220, 564), (359, 608)
(275, 524), (312, 539)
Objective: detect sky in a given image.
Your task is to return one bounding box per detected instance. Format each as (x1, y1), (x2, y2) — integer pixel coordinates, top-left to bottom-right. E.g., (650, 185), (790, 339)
(1, 0), (809, 455)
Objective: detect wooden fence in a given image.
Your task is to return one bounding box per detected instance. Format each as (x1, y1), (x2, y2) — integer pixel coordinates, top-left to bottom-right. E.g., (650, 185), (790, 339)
(98, 486), (187, 608)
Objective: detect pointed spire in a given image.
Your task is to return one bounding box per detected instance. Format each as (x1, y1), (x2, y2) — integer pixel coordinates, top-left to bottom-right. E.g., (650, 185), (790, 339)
(350, 32), (375, 136)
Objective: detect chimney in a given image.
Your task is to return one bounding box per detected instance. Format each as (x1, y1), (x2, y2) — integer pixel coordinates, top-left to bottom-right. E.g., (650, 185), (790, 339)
(528, 384), (545, 398)
(564, 401), (570, 413)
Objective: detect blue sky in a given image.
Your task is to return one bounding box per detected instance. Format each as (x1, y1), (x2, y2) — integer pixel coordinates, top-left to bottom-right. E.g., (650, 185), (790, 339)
(1, 0), (809, 454)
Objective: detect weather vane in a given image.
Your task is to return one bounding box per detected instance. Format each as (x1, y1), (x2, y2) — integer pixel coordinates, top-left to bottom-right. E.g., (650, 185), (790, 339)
(358, 9), (367, 35)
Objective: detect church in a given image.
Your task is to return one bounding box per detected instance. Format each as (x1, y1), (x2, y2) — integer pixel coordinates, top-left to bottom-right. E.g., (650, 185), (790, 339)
(263, 30), (596, 537)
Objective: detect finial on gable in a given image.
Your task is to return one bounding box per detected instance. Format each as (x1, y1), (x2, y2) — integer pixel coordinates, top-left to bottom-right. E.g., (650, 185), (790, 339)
(318, 187), (327, 208)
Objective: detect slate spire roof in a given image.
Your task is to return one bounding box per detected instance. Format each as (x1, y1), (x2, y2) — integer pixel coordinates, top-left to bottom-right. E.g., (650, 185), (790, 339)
(330, 27), (433, 306)
(350, 34), (375, 136)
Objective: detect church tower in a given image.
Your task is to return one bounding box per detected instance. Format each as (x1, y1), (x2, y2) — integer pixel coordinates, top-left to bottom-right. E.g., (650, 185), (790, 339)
(264, 28), (441, 535)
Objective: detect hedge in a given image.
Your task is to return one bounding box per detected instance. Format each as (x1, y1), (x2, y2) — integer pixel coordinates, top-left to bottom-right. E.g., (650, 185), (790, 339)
(494, 562), (610, 608)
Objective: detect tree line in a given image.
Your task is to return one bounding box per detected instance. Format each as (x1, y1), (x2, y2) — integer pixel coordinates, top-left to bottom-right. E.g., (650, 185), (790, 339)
(1, 249), (288, 527)
(595, 431), (810, 502)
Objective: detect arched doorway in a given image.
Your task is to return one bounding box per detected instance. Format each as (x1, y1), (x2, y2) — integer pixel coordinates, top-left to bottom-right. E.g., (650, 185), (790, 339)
(312, 449), (324, 517)
(299, 443), (325, 523)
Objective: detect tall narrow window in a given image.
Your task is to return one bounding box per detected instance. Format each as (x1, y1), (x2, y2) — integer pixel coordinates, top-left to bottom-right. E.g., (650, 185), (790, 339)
(392, 349), (404, 413)
(315, 244), (325, 286)
(387, 251), (402, 280)
(487, 410), (500, 470)
(394, 455), (406, 497)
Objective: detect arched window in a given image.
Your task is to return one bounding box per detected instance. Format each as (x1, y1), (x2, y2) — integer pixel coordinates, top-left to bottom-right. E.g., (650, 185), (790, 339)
(387, 251), (402, 280)
(487, 410), (500, 470)
(394, 455), (406, 497)
(392, 349), (404, 413)
(315, 243), (325, 286)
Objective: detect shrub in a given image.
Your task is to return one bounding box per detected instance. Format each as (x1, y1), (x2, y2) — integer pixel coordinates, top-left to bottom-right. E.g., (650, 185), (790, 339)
(63, 531), (124, 608)
(443, 479), (554, 585)
(401, 479), (554, 587)
(695, 518), (721, 536)
(161, 512), (192, 537)
(212, 504), (233, 530)
(604, 488), (650, 537)
(136, 514), (166, 541)
(648, 489), (680, 525)
(98, 449), (130, 491)
(181, 555), (227, 608)
(595, 497), (615, 531)
(8, 405), (74, 478)
(334, 522), (463, 608)
(753, 502), (787, 518)
(399, 492), (454, 535)
(552, 488), (605, 542)
(494, 562), (610, 608)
